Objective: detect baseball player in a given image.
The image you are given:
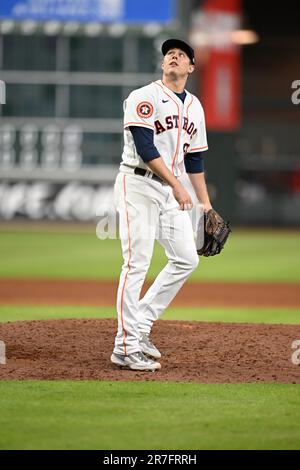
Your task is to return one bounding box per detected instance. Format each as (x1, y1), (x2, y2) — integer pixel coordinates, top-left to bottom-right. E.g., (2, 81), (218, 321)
(111, 38), (212, 371)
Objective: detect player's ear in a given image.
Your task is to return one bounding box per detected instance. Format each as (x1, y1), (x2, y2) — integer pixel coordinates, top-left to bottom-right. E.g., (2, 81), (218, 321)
(188, 64), (195, 74)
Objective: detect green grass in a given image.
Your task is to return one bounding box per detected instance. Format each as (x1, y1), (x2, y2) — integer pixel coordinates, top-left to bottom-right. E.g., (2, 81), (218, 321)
(1, 227), (299, 452)
(0, 305), (299, 324)
(0, 381), (299, 449)
(0, 229), (300, 282)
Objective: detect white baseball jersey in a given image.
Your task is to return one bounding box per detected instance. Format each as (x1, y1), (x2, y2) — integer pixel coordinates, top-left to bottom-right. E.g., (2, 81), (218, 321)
(121, 79), (208, 177)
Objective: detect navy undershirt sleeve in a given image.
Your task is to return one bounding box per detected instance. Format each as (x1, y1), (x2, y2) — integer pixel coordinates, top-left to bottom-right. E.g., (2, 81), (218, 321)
(129, 126), (160, 163)
(184, 152), (205, 173)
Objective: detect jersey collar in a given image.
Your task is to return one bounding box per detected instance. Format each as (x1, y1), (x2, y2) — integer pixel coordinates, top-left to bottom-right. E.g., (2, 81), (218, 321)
(155, 80), (191, 106)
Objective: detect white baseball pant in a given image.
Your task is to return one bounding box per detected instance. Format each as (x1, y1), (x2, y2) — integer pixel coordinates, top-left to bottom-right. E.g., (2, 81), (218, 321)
(113, 168), (199, 356)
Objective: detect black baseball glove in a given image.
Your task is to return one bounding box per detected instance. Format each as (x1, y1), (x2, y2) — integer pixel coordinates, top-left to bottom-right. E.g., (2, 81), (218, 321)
(197, 208), (231, 257)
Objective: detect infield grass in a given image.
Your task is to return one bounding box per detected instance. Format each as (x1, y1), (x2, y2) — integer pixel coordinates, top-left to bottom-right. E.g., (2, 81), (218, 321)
(0, 381), (299, 450)
(0, 229), (300, 282)
(0, 305), (299, 324)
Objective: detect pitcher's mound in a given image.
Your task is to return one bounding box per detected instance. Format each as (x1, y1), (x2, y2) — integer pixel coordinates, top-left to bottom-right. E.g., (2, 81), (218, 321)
(0, 318), (299, 383)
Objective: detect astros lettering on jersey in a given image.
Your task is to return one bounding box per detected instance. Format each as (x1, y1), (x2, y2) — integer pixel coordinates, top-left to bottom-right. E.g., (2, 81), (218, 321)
(122, 79), (208, 176)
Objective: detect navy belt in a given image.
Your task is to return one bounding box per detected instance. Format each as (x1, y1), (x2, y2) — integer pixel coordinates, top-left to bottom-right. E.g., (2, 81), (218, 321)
(134, 167), (165, 184)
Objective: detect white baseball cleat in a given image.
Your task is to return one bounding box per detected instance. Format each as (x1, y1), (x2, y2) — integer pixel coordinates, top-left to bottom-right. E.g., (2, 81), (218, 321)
(139, 333), (161, 359)
(111, 351), (161, 371)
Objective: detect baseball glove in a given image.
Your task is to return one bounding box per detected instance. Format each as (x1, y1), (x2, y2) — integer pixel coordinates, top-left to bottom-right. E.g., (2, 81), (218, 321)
(197, 208), (231, 257)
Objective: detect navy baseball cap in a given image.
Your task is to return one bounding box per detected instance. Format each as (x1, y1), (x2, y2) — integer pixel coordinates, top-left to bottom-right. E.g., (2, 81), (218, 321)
(162, 39), (195, 65)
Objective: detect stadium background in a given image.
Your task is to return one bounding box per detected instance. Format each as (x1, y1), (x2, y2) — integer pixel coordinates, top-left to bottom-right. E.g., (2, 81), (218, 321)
(0, 0), (299, 225)
(0, 0), (300, 450)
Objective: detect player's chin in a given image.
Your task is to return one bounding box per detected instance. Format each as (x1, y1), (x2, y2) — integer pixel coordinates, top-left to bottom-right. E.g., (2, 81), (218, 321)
(166, 69), (180, 79)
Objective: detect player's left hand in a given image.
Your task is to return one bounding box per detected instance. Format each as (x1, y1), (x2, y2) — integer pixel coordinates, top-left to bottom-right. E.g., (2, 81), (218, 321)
(197, 208), (231, 257)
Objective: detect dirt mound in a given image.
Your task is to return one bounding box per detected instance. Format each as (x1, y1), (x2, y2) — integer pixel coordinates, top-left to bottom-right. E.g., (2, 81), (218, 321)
(1, 278), (300, 308)
(1, 318), (299, 383)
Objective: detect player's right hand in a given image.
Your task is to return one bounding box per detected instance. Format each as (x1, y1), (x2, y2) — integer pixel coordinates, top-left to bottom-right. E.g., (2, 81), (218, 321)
(172, 182), (193, 211)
